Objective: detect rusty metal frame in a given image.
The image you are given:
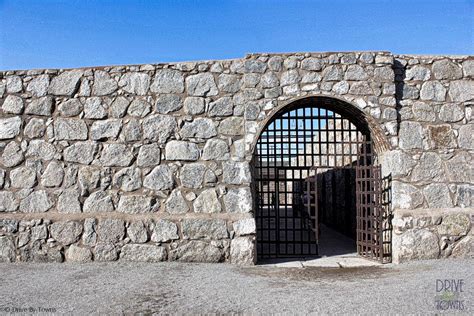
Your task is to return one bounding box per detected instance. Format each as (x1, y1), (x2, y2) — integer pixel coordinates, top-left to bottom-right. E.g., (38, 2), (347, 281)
(355, 164), (391, 263)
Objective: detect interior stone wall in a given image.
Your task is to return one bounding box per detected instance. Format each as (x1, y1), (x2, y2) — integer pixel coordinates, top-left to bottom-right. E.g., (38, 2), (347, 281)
(0, 51), (472, 264)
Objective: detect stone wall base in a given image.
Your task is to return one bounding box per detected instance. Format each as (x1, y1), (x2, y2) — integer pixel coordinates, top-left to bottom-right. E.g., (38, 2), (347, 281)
(0, 216), (257, 265)
(392, 208), (474, 263)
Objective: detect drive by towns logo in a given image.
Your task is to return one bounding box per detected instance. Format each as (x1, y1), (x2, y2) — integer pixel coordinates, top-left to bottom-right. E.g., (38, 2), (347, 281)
(435, 279), (466, 311)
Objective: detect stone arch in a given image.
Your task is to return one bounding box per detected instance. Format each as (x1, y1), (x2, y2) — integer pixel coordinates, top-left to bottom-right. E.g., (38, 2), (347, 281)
(250, 94), (391, 157)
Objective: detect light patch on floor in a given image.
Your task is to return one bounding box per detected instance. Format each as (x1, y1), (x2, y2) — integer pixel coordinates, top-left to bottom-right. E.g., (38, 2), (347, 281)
(258, 224), (380, 268)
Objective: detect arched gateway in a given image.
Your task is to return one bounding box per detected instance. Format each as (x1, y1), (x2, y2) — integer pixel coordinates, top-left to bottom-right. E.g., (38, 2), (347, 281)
(252, 96), (392, 263)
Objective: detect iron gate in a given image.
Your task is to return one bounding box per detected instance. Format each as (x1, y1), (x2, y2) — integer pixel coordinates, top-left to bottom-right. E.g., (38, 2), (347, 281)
(355, 165), (392, 263)
(254, 100), (386, 260)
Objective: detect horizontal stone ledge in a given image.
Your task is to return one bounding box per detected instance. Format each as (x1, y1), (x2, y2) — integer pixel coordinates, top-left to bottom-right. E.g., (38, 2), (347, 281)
(0, 211), (254, 222)
(393, 207), (474, 219)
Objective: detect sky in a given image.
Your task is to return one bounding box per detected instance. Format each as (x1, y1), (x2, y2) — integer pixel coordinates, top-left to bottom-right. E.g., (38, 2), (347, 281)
(0, 0), (472, 70)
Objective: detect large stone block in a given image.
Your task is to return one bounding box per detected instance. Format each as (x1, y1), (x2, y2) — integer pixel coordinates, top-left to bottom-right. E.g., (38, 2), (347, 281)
(0, 192), (19, 212)
(26, 140), (57, 161)
(142, 114), (177, 143)
(150, 69), (184, 93)
(427, 125), (456, 149)
(180, 118), (217, 139)
(445, 152), (472, 183)
(99, 144), (134, 167)
(82, 218), (97, 246)
(230, 236), (255, 265)
(120, 244), (167, 262)
(10, 166), (37, 188)
(412, 101), (435, 122)
(223, 161), (251, 184)
(2, 95), (24, 114)
(54, 118), (88, 140)
(432, 59), (463, 80)
(193, 188), (221, 213)
(405, 65), (431, 81)
(119, 72), (150, 95)
(41, 161), (64, 187)
(169, 240), (226, 262)
(381, 150), (416, 178)
(50, 221), (83, 246)
(455, 185), (472, 207)
(19, 190), (53, 213)
(65, 245), (92, 262)
(183, 96), (206, 115)
(448, 80), (474, 102)
(90, 119), (122, 140)
(143, 165), (174, 191)
(24, 118), (46, 138)
(393, 229), (439, 263)
(392, 182), (424, 209)
(202, 138), (230, 161)
(165, 190), (189, 214)
(1, 141), (23, 167)
(84, 97), (107, 119)
(438, 214), (470, 236)
(165, 141), (200, 161)
(94, 243), (118, 261)
(233, 218), (256, 236)
(218, 117), (244, 136)
(208, 97), (234, 117)
(117, 195), (153, 214)
(458, 125), (473, 150)
(344, 65), (368, 81)
(151, 219), (179, 243)
(423, 184), (453, 208)
(322, 65), (343, 81)
(451, 236), (474, 258)
(155, 94), (183, 114)
(137, 143), (161, 167)
(0, 236), (16, 262)
(27, 74), (49, 97)
(113, 167), (142, 192)
(301, 57), (323, 71)
(92, 70), (118, 96)
(411, 152), (446, 183)
(180, 163), (207, 189)
(0, 116), (22, 140)
(57, 188), (82, 213)
(186, 73), (218, 96)
(127, 221), (148, 243)
(244, 59), (267, 73)
(63, 142), (98, 164)
(83, 191), (114, 213)
(398, 121), (423, 150)
(218, 74), (241, 93)
(58, 99), (83, 117)
(127, 98), (151, 117)
(109, 96), (129, 118)
(224, 187), (252, 213)
(97, 219), (125, 244)
(181, 219), (228, 240)
(48, 70), (83, 96)
(438, 103), (464, 122)
(420, 81), (446, 101)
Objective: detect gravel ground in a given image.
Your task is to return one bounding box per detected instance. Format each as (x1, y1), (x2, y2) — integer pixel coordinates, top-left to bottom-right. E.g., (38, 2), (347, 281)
(0, 259), (472, 315)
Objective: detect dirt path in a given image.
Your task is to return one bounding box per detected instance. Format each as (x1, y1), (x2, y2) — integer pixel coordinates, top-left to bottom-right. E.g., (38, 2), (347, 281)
(0, 259), (472, 314)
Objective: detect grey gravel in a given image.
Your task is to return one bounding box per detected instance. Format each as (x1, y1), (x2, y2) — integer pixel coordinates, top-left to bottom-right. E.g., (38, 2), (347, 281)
(0, 259), (472, 314)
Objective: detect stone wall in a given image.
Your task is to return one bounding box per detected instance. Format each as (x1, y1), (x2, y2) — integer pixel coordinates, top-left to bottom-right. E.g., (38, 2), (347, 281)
(0, 51), (472, 264)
